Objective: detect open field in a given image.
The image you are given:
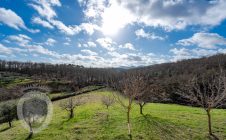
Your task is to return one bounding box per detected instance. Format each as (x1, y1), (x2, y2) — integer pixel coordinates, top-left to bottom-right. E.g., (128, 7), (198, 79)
(0, 88), (226, 140)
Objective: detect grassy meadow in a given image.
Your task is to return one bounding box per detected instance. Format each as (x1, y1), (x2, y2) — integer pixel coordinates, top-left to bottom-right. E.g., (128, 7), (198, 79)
(0, 88), (226, 140)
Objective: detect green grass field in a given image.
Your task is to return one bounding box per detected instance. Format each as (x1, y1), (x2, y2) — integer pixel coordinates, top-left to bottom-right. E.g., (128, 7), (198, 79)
(0, 88), (226, 140)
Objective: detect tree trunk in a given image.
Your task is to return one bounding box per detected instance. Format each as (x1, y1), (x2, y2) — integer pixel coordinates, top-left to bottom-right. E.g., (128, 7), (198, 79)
(206, 109), (212, 136)
(70, 109), (74, 118)
(127, 107), (132, 139)
(28, 121), (33, 138)
(139, 103), (143, 115)
(8, 120), (12, 128)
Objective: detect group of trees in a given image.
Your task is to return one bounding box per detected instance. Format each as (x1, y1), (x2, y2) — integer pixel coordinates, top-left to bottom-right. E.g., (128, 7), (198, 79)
(0, 60), (118, 86)
(107, 66), (226, 139)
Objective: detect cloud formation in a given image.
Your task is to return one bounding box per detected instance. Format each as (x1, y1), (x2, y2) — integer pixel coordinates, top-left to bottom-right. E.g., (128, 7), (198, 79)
(119, 43), (135, 50)
(0, 8), (39, 33)
(135, 29), (166, 40)
(79, 0), (226, 31)
(29, 0), (99, 35)
(177, 32), (226, 49)
(96, 37), (116, 51)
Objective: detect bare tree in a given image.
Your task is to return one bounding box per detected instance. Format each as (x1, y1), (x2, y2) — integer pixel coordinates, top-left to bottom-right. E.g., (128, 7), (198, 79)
(113, 72), (146, 139)
(135, 91), (148, 115)
(177, 68), (226, 139)
(60, 97), (83, 119)
(101, 95), (114, 120)
(101, 95), (115, 109)
(136, 83), (166, 115)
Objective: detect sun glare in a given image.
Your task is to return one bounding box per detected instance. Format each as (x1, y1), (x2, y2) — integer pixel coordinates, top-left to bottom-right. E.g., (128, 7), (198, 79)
(101, 2), (135, 36)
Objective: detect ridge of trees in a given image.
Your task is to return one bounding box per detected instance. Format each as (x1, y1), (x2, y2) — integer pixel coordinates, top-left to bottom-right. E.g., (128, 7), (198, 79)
(1, 54), (226, 104)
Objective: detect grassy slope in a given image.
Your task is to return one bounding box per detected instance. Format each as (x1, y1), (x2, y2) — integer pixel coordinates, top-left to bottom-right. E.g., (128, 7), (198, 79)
(0, 89), (226, 140)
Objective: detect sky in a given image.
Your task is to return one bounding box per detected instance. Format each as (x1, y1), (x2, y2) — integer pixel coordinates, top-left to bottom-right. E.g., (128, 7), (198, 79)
(0, 0), (226, 67)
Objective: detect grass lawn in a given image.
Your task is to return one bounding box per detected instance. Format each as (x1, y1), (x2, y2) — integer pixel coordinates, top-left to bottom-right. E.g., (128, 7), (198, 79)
(0, 88), (226, 140)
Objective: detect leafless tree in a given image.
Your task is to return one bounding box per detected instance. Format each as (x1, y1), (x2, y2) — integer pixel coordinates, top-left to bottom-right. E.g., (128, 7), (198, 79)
(177, 68), (226, 139)
(60, 97), (83, 119)
(113, 72), (147, 139)
(101, 95), (114, 109)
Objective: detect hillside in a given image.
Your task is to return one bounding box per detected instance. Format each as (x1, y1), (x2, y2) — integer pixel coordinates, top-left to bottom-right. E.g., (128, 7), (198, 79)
(0, 89), (226, 140)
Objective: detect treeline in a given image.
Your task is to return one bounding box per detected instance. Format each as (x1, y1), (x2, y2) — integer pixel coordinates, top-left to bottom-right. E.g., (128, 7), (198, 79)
(0, 60), (118, 101)
(0, 60), (118, 85)
(1, 54), (226, 104)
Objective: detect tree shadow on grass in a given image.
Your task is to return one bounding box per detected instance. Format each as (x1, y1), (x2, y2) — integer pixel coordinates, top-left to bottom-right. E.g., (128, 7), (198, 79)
(0, 126), (11, 132)
(135, 114), (189, 140)
(25, 133), (33, 140)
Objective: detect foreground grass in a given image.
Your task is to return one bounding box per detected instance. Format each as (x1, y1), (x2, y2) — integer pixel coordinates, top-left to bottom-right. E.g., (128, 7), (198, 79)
(0, 88), (226, 140)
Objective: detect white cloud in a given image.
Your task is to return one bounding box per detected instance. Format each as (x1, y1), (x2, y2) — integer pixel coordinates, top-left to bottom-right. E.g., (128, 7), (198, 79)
(121, 0), (226, 30)
(0, 8), (39, 33)
(29, 0), (100, 36)
(87, 41), (96, 47)
(119, 43), (135, 50)
(8, 34), (32, 46)
(45, 18), (99, 36)
(49, 19), (80, 35)
(169, 47), (226, 62)
(80, 41), (96, 48)
(63, 42), (70, 46)
(78, 0), (106, 19)
(107, 51), (167, 67)
(0, 44), (12, 55)
(32, 17), (54, 29)
(96, 37), (116, 51)
(170, 48), (192, 61)
(135, 29), (165, 40)
(49, 0), (61, 6)
(0, 43), (29, 55)
(45, 38), (56, 46)
(7, 34), (57, 56)
(177, 32), (226, 49)
(29, 0), (60, 20)
(79, 0), (226, 31)
(79, 23), (100, 35)
(26, 44), (57, 56)
(81, 49), (98, 56)
(2, 34), (168, 67)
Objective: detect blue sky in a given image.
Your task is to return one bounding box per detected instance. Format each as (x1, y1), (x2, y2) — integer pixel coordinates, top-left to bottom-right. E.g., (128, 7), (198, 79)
(0, 0), (226, 67)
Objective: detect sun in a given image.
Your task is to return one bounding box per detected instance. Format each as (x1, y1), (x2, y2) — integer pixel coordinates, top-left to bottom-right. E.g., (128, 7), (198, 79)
(101, 2), (135, 36)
